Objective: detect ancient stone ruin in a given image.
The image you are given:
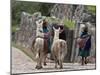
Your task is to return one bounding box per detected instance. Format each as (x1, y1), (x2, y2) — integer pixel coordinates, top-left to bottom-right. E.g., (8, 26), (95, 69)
(15, 12), (42, 48)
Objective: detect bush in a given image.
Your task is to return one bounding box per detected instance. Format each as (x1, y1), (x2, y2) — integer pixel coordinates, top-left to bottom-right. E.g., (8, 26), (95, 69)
(46, 17), (60, 24)
(86, 6), (96, 15)
(63, 19), (75, 29)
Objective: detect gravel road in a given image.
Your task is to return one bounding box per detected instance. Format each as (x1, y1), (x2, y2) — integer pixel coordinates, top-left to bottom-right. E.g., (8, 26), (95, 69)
(11, 47), (96, 74)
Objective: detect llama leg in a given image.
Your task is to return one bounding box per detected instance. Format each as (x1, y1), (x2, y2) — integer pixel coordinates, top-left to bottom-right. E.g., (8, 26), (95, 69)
(59, 55), (63, 69)
(35, 49), (39, 69)
(43, 53), (47, 66)
(54, 56), (58, 69)
(59, 59), (63, 69)
(35, 54), (41, 69)
(55, 60), (58, 69)
(38, 52), (43, 68)
(58, 51), (63, 69)
(35, 51), (43, 69)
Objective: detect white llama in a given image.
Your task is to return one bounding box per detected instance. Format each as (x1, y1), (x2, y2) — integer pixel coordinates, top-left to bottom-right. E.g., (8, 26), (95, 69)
(33, 19), (47, 69)
(51, 27), (67, 69)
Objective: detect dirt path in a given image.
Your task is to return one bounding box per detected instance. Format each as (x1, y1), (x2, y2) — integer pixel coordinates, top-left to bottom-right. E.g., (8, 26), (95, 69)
(11, 47), (96, 74)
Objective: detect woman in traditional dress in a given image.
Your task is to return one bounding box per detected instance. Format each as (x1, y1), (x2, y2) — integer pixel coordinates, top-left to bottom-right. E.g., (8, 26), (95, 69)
(78, 26), (91, 65)
(42, 19), (51, 55)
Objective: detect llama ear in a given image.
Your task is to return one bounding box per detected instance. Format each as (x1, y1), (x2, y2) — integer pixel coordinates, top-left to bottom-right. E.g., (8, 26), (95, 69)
(40, 20), (43, 25)
(58, 27), (60, 31)
(53, 27), (56, 30)
(36, 21), (39, 25)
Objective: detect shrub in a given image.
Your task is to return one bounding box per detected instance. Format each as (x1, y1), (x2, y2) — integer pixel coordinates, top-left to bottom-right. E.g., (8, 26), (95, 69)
(63, 19), (75, 29)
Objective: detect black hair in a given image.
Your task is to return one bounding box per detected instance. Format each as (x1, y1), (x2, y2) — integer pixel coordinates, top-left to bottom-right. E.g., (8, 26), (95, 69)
(84, 26), (88, 32)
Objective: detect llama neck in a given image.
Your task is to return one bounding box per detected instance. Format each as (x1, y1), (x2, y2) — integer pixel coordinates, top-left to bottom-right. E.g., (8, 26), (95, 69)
(53, 35), (59, 41)
(36, 28), (43, 37)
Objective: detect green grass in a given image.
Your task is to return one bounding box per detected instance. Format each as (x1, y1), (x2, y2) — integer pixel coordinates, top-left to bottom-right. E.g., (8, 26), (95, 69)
(46, 17), (76, 30)
(46, 17), (60, 24)
(63, 19), (75, 29)
(86, 6), (96, 15)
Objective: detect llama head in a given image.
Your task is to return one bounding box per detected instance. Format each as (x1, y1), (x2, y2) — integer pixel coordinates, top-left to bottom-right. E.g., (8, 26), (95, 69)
(53, 27), (60, 39)
(36, 19), (44, 37)
(36, 19), (43, 29)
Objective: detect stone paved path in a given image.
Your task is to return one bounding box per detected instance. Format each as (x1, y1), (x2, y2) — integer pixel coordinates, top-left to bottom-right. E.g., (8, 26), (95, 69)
(12, 47), (96, 74)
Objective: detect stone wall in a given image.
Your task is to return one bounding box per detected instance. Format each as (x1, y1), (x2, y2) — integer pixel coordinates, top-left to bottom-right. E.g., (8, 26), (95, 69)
(51, 4), (73, 20)
(15, 12), (41, 48)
